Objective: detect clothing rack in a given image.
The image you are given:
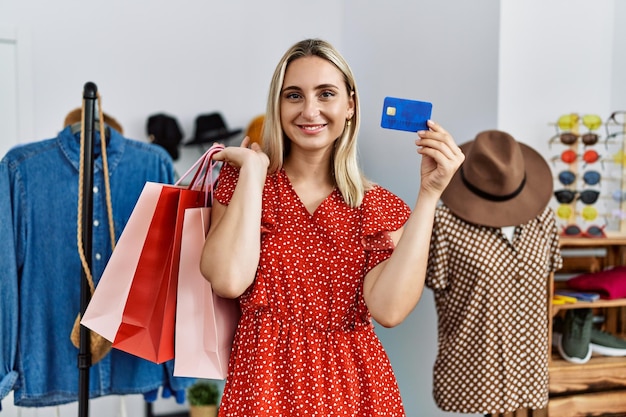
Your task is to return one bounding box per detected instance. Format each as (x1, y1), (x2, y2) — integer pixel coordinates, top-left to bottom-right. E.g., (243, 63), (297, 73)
(76, 82), (188, 417)
(78, 81), (98, 417)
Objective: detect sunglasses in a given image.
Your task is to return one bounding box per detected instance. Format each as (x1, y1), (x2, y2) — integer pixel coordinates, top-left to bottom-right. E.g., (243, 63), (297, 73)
(552, 149), (602, 167)
(604, 111), (626, 148)
(609, 149), (626, 167)
(556, 205), (605, 222)
(557, 113), (603, 131)
(557, 170), (602, 186)
(561, 224), (607, 238)
(608, 190), (626, 203)
(549, 132), (599, 148)
(606, 111), (626, 126)
(554, 189), (600, 205)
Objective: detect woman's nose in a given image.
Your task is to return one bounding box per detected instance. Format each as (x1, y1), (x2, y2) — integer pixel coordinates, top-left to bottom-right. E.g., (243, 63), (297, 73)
(301, 99), (320, 120)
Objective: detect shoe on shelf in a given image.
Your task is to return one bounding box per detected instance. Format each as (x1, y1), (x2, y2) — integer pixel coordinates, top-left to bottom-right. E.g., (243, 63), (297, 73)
(552, 316), (563, 348)
(590, 328), (626, 356)
(557, 308), (593, 364)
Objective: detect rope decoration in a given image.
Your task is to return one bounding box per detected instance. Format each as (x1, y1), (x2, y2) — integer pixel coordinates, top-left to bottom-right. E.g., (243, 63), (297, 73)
(76, 92), (116, 294)
(71, 91), (116, 363)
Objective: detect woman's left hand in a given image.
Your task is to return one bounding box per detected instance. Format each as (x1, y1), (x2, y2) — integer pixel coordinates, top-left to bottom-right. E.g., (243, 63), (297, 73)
(415, 120), (464, 197)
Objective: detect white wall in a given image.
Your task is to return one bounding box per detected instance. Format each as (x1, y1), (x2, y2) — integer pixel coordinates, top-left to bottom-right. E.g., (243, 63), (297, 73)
(498, 1), (624, 233)
(498, 0), (616, 153)
(0, 26), (33, 157)
(612, 1), (626, 110)
(0, 0), (623, 416)
(0, 33), (18, 159)
(344, 2), (498, 417)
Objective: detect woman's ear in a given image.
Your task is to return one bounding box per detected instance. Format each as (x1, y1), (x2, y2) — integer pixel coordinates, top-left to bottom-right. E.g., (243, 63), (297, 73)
(347, 92), (355, 119)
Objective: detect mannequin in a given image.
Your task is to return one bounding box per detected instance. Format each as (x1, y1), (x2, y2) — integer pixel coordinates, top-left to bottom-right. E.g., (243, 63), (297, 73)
(426, 130), (563, 416)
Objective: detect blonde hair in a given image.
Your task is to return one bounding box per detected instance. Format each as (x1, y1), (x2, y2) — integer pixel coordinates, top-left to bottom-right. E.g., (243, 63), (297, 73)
(262, 38), (371, 208)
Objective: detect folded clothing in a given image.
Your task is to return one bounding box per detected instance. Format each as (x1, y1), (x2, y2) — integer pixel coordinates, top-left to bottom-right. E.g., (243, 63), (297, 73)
(567, 266), (626, 300)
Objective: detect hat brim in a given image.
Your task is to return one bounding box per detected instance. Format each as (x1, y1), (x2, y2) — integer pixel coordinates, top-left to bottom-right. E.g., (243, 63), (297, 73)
(183, 129), (243, 146)
(441, 140), (553, 227)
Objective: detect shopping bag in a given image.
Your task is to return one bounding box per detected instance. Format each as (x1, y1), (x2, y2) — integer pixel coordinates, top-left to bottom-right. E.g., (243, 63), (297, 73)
(81, 144), (225, 363)
(112, 144), (225, 363)
(80, 181), (168, 342)
(111, 185), (206, 363)
(174, 206), (241, 378)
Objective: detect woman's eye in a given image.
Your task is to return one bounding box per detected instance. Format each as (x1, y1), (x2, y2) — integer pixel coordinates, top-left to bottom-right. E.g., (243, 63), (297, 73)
(285, 92), (302, 100)
(320, 91), (335, 99)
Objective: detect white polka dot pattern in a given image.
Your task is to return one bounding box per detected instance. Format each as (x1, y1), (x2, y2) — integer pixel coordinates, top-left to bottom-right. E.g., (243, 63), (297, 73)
(425, 205), (563, 415)
(213, 164), (412, 416)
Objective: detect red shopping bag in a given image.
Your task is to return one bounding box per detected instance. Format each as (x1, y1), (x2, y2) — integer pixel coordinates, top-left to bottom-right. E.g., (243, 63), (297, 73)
(81, 182), (173, 343)
(174, 206), (241, 378)
(81, 144), (225, 364)
(111, 186), (205, 363)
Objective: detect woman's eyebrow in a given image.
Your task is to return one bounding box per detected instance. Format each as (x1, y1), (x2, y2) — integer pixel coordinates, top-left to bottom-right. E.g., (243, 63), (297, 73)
(282, 83), (340, 93)
(281, 85), (302, 93)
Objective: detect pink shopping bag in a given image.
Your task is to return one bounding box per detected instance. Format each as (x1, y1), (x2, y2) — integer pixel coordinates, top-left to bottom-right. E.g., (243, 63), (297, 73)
(173, 207), (240, 378)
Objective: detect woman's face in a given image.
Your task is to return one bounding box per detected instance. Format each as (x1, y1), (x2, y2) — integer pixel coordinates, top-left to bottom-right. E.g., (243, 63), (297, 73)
(280, 55), (354, 153)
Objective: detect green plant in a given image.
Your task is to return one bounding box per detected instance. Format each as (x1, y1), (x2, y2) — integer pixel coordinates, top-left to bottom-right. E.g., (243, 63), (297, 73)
(187, 380), (219, 406)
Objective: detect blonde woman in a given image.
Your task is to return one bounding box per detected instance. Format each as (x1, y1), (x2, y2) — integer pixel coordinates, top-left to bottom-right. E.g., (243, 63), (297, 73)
(200, 38), (464, 416)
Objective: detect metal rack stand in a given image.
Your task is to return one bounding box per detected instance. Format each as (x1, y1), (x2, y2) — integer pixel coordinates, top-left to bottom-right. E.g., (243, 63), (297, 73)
(77, 81), (98, 417)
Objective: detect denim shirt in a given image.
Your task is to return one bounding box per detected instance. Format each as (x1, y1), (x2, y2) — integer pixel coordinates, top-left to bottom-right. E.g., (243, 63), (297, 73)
(0, 126), (194, 408)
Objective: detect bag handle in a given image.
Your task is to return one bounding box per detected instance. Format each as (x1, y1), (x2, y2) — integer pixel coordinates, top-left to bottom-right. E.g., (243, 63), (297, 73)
(176, 144), (224, 186)
(175, 143), (224, 206)
(199, 154), (221, 207)
(189, 148), (222, 197)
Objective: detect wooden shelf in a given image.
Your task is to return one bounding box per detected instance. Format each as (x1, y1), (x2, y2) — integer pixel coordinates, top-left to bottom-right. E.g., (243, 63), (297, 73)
(548, 237), (626, 415)
(553, 298), (626, 314)
(548, 389), (626, 417)
(560, 234), (626, 247)
(549, 354), (626, 395)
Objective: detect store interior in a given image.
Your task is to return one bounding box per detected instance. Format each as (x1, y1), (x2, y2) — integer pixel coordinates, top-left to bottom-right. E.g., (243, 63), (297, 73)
(1, 1), (625, 416)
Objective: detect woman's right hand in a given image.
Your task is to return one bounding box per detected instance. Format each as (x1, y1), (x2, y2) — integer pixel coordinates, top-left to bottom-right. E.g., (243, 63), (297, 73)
(213, 136), (269, 174)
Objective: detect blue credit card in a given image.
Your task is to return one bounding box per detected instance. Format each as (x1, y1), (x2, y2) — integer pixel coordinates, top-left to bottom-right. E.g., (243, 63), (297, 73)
(380, 97), (432, 133)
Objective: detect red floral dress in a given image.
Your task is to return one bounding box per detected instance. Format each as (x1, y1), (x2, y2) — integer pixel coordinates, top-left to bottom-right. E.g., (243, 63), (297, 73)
(214, 164), (411, 417)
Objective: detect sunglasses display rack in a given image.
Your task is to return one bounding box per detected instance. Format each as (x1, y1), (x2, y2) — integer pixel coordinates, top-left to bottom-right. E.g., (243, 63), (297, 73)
(546, 112), (626, 417)
(549, 111), (626, 238)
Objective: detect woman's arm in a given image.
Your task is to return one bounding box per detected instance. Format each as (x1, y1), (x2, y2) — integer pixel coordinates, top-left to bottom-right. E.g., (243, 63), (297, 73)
(363, 120), (464, 327)
(199, 138), (269, 298)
